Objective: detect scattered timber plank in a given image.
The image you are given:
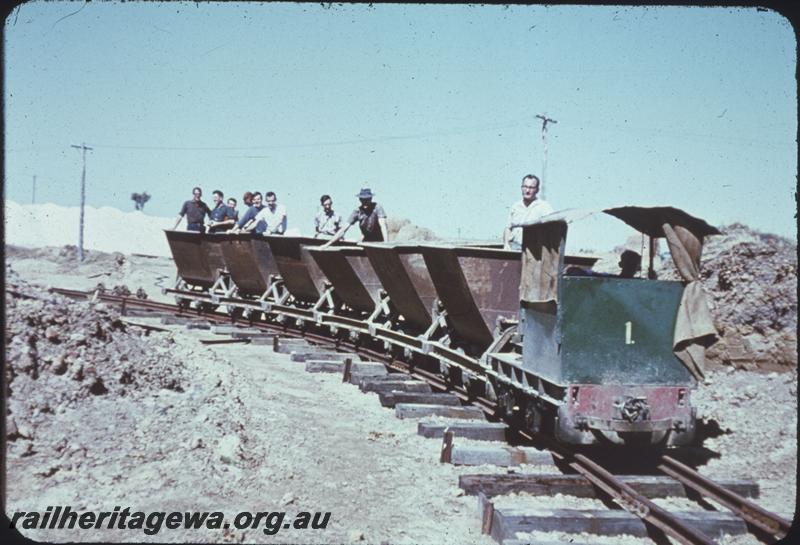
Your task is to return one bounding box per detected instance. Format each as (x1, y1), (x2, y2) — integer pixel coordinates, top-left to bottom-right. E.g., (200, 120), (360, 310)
(305, 360), (387, 375)
(121, 308), (171, 318)
(418, 420), (508, 441)
(230, 331), (274, 339)
(199, 338), (251, 345)
(210, 325), (259, 335)
(186, 323), (212, 330)
(502, 541), (595, 545)
(489, 508), (747, 542)
(380, 392), (462, 408)
(358, 379), (432, 394)
(459, 473), (760, 499)
(395, 403), (485, 420)
(160, 316), (197, 326)
(120, 319), (170, 333)
(449, 445), (554, 467)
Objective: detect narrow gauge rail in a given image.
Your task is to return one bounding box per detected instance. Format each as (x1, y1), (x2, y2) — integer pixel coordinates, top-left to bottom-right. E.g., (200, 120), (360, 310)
(50, 287), (791, 545)
(657, 455), (792, 540)
(52, 286), (494, 413)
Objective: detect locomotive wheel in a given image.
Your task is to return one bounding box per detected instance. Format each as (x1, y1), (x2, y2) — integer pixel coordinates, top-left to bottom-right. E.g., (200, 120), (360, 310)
(524, 402), (543, 434)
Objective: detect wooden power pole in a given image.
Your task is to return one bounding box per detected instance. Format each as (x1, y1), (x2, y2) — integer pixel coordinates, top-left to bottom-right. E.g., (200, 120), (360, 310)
(535, 114), (557, 199)
(71, 143), (93, 262)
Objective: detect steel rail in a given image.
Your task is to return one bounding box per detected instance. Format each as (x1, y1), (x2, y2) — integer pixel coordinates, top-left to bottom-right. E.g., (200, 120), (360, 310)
(658, 455), (792, 540)
(519, 429), (718, 545)
(49, 287), (498, 417)
(571, 453), (717, 545)
(548, 449), (717, 545)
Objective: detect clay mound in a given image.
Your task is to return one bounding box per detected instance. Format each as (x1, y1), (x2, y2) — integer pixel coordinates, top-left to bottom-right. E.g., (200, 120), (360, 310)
(5, 273), (186, 445)
(659, 223), (797, 370)
(387, 217), (439, 242)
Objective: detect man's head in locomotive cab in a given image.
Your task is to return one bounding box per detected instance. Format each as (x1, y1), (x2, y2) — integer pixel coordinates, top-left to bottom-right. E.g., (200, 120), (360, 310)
(227, 198), (237, 212)
(192, 186), (203, 202)
(251, 192), (263, 208)
(265, 191), (277, 210)
(619, 250), (642, 279)
(212, 190), (224, 206)
(242, 191), (254, 207)
(520, 174), (540, 205)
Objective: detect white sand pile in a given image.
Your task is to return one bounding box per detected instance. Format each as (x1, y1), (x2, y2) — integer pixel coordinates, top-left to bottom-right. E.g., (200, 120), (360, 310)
(5, 201), (175, 257)
(4, 201), (435, 256)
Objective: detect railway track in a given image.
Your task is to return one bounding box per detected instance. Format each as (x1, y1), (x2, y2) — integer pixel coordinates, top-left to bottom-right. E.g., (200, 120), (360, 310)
(656, 455), (792, 540)
(50, 286), (793, 545)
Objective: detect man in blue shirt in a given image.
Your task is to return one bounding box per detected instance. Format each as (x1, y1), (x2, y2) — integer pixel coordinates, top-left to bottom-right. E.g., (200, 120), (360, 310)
(226, 197), (239, 222)
(207, 190), (236, 233)
(229, 192), (267, 235)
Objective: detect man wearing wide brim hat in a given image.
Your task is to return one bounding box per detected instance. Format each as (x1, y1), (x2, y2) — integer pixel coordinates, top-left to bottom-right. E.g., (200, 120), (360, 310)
(323, 187), (388, 246)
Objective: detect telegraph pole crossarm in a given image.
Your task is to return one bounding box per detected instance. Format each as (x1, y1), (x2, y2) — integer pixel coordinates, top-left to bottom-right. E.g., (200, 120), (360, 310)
(535, 114), (557, 200)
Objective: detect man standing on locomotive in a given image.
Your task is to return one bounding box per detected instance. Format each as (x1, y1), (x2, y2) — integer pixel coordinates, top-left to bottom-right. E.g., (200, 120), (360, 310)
(229, 191), (267, 234)
(503, 174), (554, 251)
(322, 187), (388, 246)
(174, 186), (211, 232)
(618, 250), (643, 279)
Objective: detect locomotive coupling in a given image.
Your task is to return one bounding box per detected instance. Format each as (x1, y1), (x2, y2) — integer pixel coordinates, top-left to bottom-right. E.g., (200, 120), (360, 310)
(614, 396), (651, 423)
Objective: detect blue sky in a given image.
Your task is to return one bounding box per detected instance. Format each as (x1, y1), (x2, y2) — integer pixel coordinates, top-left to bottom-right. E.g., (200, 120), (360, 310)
(4, 2), (797, 248)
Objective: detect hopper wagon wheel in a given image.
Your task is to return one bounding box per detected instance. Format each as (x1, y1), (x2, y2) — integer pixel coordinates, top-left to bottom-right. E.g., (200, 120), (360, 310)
(199, 301), (219, 314)
(465, 377), (484, 402)
(447, 365), (465, 389)
(495, 383), (518, 420)
(176, 297), (192, 310)
(389, 343), (405, 362)
(229, 306), (245, 321)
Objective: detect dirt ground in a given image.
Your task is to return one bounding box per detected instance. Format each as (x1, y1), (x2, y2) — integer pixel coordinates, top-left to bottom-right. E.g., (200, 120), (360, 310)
(5, 269), (494, 544)
(4, 243), (797, 544)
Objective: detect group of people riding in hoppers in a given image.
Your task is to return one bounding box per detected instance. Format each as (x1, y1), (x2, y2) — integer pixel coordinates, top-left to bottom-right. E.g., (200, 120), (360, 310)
(174, 186), (388, 247)
(175, 174), (642, 275)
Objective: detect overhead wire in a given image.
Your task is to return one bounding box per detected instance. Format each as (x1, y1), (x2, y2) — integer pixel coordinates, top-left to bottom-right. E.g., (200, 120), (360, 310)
(5, 114), (793, 153)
